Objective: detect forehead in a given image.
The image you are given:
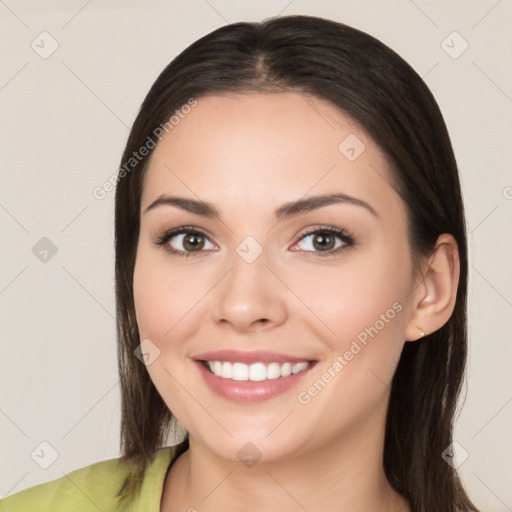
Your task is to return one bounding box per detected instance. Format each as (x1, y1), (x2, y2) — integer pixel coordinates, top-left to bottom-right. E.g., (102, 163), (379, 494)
(141, 92), (401, 219)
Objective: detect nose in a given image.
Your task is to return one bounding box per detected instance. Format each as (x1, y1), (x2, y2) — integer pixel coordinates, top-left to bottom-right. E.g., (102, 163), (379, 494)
(211, 254), (288, 333)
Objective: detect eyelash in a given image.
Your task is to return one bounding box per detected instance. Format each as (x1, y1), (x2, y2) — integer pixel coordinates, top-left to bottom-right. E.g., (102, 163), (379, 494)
(153, 225), (356, 258)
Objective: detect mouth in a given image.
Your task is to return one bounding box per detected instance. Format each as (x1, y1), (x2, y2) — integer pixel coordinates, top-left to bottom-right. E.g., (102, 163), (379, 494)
(200, 360), (312, 381)
(192, 349), (317, 403)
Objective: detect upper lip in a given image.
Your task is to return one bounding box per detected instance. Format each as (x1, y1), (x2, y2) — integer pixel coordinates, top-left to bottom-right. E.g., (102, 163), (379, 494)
(193, 349), (315, 365)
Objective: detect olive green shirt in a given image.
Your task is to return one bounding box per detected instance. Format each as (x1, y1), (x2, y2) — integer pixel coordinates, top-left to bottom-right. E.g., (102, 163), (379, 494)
(0, 444), (182, 512)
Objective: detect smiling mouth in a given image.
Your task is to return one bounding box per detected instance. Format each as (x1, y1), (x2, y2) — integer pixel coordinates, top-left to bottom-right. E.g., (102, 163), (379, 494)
(200, 360), (313, 381)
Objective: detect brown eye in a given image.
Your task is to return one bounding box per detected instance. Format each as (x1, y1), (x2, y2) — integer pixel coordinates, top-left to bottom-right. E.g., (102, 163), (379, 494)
(311, 233), (336, 251)
(154, 228), (216, 255)
(180, 233), (205, 251)
(295, 229), (353, 254)
(168, 232), (214, 252)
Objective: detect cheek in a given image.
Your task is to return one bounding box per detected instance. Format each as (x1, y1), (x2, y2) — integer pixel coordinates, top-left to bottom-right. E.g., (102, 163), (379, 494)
(132, 248), (204, 425)
(295, 247), (410, 341)
(133, 246), (207, 342)
(289, 255), (410, 435)
(288, 242), (412, 403)
(133, 256), (169, 340)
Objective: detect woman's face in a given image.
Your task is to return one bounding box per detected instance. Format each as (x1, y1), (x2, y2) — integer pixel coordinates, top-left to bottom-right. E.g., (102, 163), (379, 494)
(134, 92), (419, 463)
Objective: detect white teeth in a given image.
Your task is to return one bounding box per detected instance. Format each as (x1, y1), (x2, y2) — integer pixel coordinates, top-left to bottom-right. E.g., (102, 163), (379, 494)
(232, 362), (249, 381)
(248, 362), (267, 381)
(221, 361), (232, 378)
(205, 360), (311, 381)
(266, 362), (281, 380)
(292, 362), (309, 374)
(280, 362), (292, 377)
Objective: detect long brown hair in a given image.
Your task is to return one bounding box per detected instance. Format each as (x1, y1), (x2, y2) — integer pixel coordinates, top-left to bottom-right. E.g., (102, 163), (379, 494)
(114, 15), (478, 511)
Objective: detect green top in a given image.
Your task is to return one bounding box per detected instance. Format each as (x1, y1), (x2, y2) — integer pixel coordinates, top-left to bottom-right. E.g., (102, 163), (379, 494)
(0, 444), (182, 512)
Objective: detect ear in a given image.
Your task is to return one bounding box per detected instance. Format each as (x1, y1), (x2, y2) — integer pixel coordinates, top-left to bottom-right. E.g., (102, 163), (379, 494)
(405, 233), (460, 341)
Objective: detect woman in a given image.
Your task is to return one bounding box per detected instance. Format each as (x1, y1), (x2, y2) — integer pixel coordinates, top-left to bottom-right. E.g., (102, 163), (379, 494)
(1, 14), (479, 512)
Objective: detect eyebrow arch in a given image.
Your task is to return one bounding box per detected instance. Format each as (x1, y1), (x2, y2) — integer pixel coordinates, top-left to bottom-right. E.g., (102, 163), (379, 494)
(275, 193), (379, 220)
(143, 193), (379, 219)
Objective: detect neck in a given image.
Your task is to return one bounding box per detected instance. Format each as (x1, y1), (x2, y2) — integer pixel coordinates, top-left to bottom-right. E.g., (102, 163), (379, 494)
(161, 417), (409, 512)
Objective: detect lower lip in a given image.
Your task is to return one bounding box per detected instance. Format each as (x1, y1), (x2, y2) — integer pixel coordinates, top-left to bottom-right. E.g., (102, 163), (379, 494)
(195, 360), (316, 403)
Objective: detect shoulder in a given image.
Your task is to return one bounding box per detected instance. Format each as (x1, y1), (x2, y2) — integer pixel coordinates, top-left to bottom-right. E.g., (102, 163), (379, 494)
(0, 446), (177, 512)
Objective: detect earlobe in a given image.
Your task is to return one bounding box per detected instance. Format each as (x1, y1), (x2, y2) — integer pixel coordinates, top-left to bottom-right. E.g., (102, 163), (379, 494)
(405, 234), (460, 341)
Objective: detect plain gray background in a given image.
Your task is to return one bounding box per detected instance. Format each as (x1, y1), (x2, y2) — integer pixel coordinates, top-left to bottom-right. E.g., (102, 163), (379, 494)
(1, 1), (511, 510)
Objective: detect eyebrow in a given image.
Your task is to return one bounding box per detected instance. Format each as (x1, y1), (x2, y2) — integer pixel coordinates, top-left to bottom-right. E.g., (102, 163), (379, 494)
(143, 193), (379, 220)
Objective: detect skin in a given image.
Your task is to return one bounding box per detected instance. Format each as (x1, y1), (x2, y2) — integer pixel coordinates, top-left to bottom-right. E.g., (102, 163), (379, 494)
(133, 92), (460, 512)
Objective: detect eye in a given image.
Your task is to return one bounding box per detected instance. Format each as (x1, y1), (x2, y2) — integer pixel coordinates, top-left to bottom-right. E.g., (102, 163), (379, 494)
(154, 227), (216, 256)
(292, 227), (355, 255)
(154, 225), (355, 258)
